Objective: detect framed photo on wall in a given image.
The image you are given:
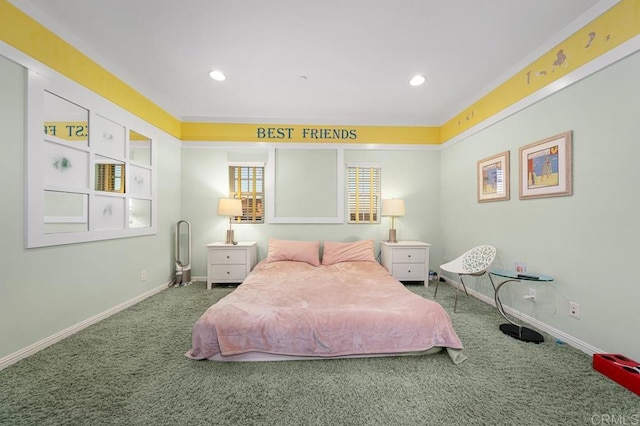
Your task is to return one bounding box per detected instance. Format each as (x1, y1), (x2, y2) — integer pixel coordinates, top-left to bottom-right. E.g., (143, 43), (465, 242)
(477, 151), (510, 203)
(519, 131), (572, 200)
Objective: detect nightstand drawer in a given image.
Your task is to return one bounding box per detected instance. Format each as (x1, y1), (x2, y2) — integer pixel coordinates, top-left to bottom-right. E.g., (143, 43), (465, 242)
(392, 248), (426, 263)
(209, 249), (246, 264)
(210, 264), (247, 281)
(392, 263), (425, 279)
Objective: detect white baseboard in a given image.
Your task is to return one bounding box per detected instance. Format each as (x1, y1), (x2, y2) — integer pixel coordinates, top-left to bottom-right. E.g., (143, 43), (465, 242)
(439, 276), (603, 357)
(0, 282), (169, 371)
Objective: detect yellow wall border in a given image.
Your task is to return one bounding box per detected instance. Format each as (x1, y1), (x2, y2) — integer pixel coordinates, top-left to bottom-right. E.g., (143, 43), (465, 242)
(2, 0), (639, 144)
(441, 0), (640, 142)
(181, 122), (440, 145)
(0, 0), (181, 139)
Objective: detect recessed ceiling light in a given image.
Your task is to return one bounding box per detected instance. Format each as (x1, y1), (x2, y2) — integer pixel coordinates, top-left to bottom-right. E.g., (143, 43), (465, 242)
(209, 70), (226, 81)
(409, 74), (425, 87)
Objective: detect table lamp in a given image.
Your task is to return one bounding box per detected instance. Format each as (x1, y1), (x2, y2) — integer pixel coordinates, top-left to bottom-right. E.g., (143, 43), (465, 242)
(217, 198), (243, 244)
(382, 199), (405, 243)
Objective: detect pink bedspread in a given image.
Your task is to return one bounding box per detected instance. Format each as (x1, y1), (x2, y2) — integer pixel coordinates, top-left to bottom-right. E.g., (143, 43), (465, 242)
(186, 260), (463, 360)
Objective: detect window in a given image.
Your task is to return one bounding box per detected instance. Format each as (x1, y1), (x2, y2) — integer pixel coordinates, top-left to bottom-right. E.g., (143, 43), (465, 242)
(229, 164), (264, 223)
(347, 164), (381, 223)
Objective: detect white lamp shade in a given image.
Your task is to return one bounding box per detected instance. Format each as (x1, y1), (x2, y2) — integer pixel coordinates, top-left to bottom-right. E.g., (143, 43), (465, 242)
(217, 198), (243, 216)
(382, 199), (405, 217)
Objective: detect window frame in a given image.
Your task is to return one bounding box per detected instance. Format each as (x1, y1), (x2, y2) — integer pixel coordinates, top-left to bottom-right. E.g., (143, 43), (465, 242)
(228, 162), (265, 224)
(347, 162), (382, 224)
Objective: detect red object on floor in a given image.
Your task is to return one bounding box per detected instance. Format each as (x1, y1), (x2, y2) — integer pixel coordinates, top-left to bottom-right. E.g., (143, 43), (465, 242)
(593, 353), (640, 396)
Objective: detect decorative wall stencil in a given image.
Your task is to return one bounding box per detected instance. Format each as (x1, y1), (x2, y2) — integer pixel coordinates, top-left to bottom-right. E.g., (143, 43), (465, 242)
(92, 114), (125, 159)
(93, 196), (125, 231)
(45, 141), (88, 189)
(519, 131), (573, 200)
(52, 156), (71, 171)
(128, 165), (151, 196)
(551, 49), (568, 72)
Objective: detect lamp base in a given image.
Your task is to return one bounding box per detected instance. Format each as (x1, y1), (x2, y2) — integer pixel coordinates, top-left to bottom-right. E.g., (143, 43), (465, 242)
(388, 229), (397, 243)
(225, 229), (235, 245)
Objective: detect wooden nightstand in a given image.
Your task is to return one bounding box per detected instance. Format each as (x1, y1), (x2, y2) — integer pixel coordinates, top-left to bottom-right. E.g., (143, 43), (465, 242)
(380, 241), (431, 287)
(206, 242), (257, 290)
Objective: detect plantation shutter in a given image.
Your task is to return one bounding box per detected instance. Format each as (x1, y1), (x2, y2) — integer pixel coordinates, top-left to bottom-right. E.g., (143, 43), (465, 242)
(228, 163), (265, 223)
(347, 164), (381, 223)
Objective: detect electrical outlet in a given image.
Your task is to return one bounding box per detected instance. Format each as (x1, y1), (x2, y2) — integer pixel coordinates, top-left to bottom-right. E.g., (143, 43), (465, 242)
(523, 288), (536, 302)
(569, 301), (580, 318)
(140, 270), (147, 281)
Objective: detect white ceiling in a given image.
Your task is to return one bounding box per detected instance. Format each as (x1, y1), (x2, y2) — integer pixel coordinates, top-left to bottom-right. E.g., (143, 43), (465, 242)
(12, 0), (610, 126)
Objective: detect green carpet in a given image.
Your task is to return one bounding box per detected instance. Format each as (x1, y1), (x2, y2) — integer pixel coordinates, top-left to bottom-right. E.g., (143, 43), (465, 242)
(0, 281), (637, 425)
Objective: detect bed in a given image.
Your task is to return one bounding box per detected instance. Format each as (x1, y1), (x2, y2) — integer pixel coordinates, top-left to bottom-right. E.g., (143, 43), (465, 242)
(186, 239), (466, 364)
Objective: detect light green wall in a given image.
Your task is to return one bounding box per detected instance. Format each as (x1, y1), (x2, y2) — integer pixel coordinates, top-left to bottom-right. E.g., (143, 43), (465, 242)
(180, 146), (442, 275)
(0, 55), (182, 359)
(274, 149), (338, 218)
(440, 50), (640, 360)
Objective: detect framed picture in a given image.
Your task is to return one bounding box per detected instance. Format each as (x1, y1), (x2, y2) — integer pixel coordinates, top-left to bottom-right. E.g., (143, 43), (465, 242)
(477, 151), (510, 202)
(519, 131), (572, 200)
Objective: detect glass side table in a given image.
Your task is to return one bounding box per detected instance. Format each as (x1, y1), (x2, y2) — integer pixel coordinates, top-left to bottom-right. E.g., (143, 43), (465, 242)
(489, 269), (554, 343)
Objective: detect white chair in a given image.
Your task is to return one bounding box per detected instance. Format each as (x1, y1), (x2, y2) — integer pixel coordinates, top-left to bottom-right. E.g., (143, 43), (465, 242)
(434, 245), (497, 312)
